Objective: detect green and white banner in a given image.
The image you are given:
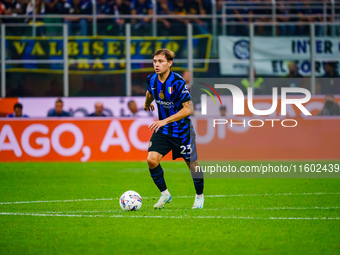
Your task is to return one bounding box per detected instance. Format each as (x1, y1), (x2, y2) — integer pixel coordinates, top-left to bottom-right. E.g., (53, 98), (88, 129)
(218, 36), (340, 76)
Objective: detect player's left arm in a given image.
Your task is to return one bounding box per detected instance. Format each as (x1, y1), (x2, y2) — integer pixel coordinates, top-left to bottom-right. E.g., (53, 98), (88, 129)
(143, 90), (155, 112)
(149, 100), (193, 132)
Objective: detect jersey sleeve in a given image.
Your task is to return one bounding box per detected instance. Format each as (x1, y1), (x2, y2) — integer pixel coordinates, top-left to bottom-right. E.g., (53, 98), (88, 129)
(178, 80), (191, 103)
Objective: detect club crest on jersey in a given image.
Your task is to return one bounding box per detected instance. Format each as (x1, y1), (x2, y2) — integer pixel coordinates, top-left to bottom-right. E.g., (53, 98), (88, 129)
(168, 87), (173, 94)
(159, 90), (165, 100)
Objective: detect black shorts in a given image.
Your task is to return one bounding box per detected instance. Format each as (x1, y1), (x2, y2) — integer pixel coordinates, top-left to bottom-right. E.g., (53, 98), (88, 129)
(148, 131), (198, 162)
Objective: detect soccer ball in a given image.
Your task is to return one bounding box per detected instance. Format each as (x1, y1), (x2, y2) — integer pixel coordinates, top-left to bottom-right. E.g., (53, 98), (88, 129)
(119, 190), (142, 211)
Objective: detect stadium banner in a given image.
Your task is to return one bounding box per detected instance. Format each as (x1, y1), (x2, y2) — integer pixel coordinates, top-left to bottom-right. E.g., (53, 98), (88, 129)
(219, 36), (340, 76)
(0, 97), (157, 117)
(0, 118), (339, 162)
(6, 34), (211, 74)
(1, 96), (338, 118)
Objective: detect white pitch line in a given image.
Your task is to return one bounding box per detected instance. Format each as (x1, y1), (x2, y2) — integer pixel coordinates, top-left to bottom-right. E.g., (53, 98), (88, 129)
(165, 206), (340, 211)
(0, 192), (339, 205)
(229, 206), (340, 210)
(202, 192), (340, 198)
(0, 212), (339, 220)
(39, 206), (340, 214)
(0, 198), (115, 205)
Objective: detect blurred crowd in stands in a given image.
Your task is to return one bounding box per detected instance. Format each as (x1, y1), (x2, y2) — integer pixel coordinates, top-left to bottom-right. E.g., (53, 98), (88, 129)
(0, 0), (339, 36)
(5, 97), (150, 117)
(0, 0), (211, 35)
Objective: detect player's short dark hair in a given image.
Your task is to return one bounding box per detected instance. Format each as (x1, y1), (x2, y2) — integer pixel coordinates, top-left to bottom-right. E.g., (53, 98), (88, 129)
(153, 49), (175, 62)
(14, 103), (23, 110)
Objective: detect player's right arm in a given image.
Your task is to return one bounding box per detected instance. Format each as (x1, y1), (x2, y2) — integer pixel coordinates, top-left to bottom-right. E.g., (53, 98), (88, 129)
(143, 90), (155, 112)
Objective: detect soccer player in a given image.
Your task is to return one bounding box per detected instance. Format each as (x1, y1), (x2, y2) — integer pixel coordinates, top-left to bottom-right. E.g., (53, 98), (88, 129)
(143, 49), (204, 209)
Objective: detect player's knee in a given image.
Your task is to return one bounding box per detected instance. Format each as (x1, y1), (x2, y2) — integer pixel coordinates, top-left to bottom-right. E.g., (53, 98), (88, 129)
(188, 160), (199, 173)
(147, 156), (159, 169)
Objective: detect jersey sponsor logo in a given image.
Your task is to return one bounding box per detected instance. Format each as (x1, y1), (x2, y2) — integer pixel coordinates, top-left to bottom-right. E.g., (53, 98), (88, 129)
(155, 100), (174, 109)
(155, 100), (174, 106)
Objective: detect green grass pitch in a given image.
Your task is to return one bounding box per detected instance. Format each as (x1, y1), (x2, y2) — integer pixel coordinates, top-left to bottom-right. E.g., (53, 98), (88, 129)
(0, 161), (339, 255)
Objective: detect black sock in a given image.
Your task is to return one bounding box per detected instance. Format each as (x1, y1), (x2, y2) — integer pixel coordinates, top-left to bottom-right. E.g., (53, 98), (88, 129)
(191, 168), (204, 195)
(149, 164), (167, 192)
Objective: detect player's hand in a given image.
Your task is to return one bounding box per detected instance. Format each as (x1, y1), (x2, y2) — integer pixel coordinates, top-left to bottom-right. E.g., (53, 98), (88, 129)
(149, 120), (167, 133)
(144, 104), (155, 112)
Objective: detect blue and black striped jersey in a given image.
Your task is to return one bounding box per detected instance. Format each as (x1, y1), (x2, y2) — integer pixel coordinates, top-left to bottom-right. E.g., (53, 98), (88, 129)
(147, 71), (193, 138)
